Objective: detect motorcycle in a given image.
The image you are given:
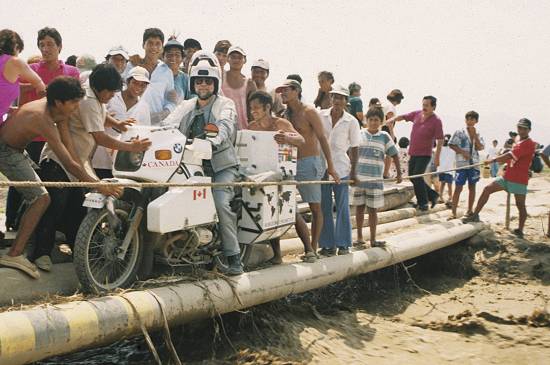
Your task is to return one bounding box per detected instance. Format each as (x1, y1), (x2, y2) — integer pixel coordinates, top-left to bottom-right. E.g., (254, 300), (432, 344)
(73, 124), (296, 293)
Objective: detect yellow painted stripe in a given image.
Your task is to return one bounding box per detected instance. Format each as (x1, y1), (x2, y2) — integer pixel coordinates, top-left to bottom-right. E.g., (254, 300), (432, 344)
(62, 301), (100, 349)
(116, 292), (159, 329)
(0, 312), (36, 361)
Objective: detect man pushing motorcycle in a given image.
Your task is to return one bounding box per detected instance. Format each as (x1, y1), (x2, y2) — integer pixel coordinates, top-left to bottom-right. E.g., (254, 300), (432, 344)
(162, 51), (243, 275)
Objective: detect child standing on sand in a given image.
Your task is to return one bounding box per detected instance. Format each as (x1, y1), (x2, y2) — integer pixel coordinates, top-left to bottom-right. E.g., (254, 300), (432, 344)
(351, 107), (402, 248)
(449, 111), (484, 219)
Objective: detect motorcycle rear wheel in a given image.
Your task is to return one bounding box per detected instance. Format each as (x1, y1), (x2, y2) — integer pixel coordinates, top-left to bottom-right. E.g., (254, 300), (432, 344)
(74, 200), (143, 293)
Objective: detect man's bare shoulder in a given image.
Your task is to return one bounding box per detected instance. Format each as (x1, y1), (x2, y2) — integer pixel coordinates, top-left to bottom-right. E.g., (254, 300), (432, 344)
(275, 117), (295, 132)
(17, 99), (48, 120)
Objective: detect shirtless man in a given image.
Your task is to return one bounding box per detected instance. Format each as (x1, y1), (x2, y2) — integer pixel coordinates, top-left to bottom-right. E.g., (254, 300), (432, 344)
(248, 90), (304, 264)
(0, 76), (119, 278)
(276, 79), (339, 262)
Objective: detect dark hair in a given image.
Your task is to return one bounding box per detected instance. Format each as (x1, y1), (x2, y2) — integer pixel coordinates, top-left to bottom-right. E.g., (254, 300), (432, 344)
(368, 97), (380, 107)
(248, 90), (273, 110)
(37, 27), (62, 47)
(387, 89), (404, 103)
(286, 74), (302, 84)
(492, 139), (498, 144)
(0, 29), (24, 55)
(443, 134), (451, 146)
(142, 28), (164, 46)
(183, 38), (202, 51)
(318, 71), (334, 82)
(214, 40), (231, 54)
(65, 55), (77, 66)
(423, 95), (437, 108)
(46, 76), (85, 106)
(348, 82), (361, 94)
(398, 137), (410, 149)
(465, 110), (479, 121)
(89, 64), (122, 92)
(366, 106), (384, 121)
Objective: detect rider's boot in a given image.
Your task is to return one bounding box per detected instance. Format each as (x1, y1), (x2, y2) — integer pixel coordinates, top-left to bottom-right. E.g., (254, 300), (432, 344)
(226, 254), (244, 276)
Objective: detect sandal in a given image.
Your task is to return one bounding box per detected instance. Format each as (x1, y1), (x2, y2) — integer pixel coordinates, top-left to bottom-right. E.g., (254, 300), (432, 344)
(512, 229), (524, 238)
(0, 254), (40, 279)
(371, 240), (387, 248)
(353, 240), (366, 248)
(300, 251), (317, 263)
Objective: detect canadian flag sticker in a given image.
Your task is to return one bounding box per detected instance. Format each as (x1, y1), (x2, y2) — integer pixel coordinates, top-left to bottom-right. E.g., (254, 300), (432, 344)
(193, 188), (207, 200)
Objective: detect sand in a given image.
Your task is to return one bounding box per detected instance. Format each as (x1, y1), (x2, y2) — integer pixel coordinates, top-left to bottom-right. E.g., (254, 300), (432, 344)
(39, 176), (550, 364)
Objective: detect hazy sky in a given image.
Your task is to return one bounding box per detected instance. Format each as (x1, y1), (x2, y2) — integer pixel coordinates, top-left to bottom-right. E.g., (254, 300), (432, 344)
(5, 0), (549, 145)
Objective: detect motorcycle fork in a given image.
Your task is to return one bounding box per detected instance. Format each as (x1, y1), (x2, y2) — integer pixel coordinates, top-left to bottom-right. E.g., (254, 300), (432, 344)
(116, 206), (144, 260)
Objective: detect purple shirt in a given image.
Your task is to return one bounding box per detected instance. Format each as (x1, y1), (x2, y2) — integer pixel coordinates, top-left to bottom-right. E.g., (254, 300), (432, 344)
(0, 54), (19, 119)
(402, 110), (444, 156)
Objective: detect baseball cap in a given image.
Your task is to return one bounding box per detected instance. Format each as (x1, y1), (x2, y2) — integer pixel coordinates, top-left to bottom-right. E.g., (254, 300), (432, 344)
(164, 38), (184, 51)
(127, 66), (150, 83)
(329, 84), (349, 97)
(275, 79), (302, 93)
(517, 118), (532, 130)
(251, 59), (270, 70)
(106, 45), (129, 60)
(228, 46), (246, 57)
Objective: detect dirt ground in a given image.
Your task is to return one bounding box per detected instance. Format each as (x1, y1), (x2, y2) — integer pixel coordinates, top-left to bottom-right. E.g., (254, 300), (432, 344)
(38, 176), (550, 365)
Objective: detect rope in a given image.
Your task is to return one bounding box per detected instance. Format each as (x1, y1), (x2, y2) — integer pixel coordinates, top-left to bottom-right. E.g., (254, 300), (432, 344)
(0, 163), (484, 189)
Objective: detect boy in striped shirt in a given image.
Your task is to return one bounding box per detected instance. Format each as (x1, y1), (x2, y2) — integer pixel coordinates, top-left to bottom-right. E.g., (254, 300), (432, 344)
(351, 107), (402, 247)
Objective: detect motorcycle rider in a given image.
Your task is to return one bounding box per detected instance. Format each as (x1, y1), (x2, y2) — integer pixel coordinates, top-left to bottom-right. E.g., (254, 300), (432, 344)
(162, 51), (243, 275)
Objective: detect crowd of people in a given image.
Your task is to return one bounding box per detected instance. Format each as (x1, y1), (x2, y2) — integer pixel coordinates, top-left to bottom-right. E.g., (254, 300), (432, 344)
(0, 26), (547, 280)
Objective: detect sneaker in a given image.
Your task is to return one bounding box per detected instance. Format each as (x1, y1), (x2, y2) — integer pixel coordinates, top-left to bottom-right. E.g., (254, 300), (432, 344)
(318, 248), (336, 257)
(462, 213), (480, 223)
(35, 255), (52, 272)
(301, 251), (317, 263)
(418, 205), (429, 212)
(0, 254), (40, 279)
(337, 247), (350, 255)
(226, 254), (244, 276)
(512, 229), (524, 238)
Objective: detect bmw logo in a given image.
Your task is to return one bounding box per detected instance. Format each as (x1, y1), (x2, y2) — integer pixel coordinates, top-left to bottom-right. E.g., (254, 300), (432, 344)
(173, 143), (183, 153)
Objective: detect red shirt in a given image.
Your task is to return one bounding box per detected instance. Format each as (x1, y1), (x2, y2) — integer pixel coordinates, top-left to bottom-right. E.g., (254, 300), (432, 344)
(402, 110), (444, 156)
(21, 60), (80, 141)
(503, 138), (536, 185)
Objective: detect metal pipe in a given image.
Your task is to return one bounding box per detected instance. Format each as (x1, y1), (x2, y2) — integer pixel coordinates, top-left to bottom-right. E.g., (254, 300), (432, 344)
(0, 221), (482, 365)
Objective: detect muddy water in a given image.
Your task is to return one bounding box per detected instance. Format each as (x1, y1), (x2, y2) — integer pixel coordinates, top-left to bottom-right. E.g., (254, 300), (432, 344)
(39, 220), (550, 364)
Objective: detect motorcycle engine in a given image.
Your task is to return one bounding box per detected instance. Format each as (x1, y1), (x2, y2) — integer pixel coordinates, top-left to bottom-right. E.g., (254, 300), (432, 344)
(161, 226), (215, 265)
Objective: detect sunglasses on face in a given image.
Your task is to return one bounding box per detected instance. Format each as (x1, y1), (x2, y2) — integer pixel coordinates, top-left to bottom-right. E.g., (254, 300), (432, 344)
(194, 78), (214, 85)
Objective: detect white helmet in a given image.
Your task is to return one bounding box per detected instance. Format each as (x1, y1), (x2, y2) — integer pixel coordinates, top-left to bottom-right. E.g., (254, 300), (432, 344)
(189, 51), (222, 95)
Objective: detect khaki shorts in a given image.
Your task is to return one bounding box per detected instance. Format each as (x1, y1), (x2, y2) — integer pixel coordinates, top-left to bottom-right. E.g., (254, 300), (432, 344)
(0, 141), (47, 203)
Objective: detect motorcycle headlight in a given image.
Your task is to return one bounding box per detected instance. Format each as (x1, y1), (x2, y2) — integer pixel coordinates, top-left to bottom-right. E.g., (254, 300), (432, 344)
(114, 151), (145, 172)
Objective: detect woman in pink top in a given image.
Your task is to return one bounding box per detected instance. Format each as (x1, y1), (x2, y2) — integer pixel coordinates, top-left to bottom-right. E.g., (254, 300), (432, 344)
(0, 29), (45, 121)
(221, 46), (256, 130)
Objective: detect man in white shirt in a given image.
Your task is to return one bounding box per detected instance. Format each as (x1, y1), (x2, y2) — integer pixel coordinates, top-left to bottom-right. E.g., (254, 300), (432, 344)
(123, 28), (176, 124)
(318, 85), (361, 256)
(92, 66), (151, 178)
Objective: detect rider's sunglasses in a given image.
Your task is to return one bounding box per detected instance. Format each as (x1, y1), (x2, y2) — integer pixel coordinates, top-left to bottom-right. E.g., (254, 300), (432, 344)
(194, 78), (214, 85)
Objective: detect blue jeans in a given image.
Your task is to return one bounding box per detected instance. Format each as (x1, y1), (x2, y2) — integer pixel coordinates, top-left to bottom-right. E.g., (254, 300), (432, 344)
(212, 166), (240, 257)
(319, 175), (352, 249)
(490, 161), (499, 177)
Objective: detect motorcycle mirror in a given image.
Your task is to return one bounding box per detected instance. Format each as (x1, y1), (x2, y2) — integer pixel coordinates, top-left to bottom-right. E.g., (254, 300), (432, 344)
(204, 123), (219, 139)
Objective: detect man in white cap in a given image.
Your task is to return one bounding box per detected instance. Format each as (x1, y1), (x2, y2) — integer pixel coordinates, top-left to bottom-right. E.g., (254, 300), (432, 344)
(92, 66), (152, 178)
(105, 45), (129, 74)
(276, 79), (339, 263)
(221, 46), (257, 130)
(251, 59), (284, 116)
(318, 85), (361, 256)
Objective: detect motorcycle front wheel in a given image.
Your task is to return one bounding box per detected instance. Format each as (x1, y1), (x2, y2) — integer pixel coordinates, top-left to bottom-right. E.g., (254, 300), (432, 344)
(74, 200), (143, 293)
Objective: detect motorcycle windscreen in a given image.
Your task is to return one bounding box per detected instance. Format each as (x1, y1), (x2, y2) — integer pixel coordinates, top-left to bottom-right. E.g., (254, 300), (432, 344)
(147, 176), (218, 233)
